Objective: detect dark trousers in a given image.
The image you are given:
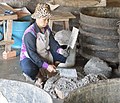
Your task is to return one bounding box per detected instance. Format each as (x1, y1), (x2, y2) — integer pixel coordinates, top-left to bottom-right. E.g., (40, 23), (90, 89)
(20, 58), (39, 80)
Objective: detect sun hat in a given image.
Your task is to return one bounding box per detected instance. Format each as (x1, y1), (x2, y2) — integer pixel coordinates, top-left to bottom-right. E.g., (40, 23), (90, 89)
(31, 3), (51, 19)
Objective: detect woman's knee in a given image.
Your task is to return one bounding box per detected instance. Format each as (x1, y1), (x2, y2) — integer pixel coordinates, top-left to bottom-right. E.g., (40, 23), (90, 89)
(20, 58), (39, 80)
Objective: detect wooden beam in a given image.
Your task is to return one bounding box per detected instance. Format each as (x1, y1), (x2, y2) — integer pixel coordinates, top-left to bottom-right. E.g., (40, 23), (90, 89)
(51, 11), (76, 20)
(0, 40), (14, 45)
(0, 14), (17, 20)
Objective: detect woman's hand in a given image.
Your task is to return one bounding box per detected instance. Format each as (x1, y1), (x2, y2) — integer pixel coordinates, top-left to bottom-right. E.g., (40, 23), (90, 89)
(47, 64), (56, 72)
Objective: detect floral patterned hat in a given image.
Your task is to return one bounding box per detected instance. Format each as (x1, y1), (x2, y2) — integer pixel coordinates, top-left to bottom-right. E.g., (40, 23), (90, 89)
(31, 3), (51, 19)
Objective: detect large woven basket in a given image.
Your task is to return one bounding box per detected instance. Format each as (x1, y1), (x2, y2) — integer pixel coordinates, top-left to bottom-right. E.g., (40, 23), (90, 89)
(64, 78), (120, 103)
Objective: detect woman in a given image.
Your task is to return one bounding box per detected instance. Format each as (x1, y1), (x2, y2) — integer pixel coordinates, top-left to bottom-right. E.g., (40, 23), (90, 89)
(20, 3), (67, 87)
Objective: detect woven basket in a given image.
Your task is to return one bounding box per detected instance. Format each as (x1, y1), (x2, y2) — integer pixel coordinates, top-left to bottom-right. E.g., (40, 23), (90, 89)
(64, 78), (120, 103)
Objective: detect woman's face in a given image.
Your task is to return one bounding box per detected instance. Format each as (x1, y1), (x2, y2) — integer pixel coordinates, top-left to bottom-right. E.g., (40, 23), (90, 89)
(36, 17), (49, 28)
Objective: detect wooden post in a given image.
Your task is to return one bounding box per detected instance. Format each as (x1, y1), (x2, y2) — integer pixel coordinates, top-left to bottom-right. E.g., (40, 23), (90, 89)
(5, 20), (12, 52)
(63, 19), (69, 30)
(0, 14), (17, 59)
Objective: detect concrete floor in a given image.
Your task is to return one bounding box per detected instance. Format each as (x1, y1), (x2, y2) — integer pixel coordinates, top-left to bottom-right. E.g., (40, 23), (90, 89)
(0, 50), (24, 81)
